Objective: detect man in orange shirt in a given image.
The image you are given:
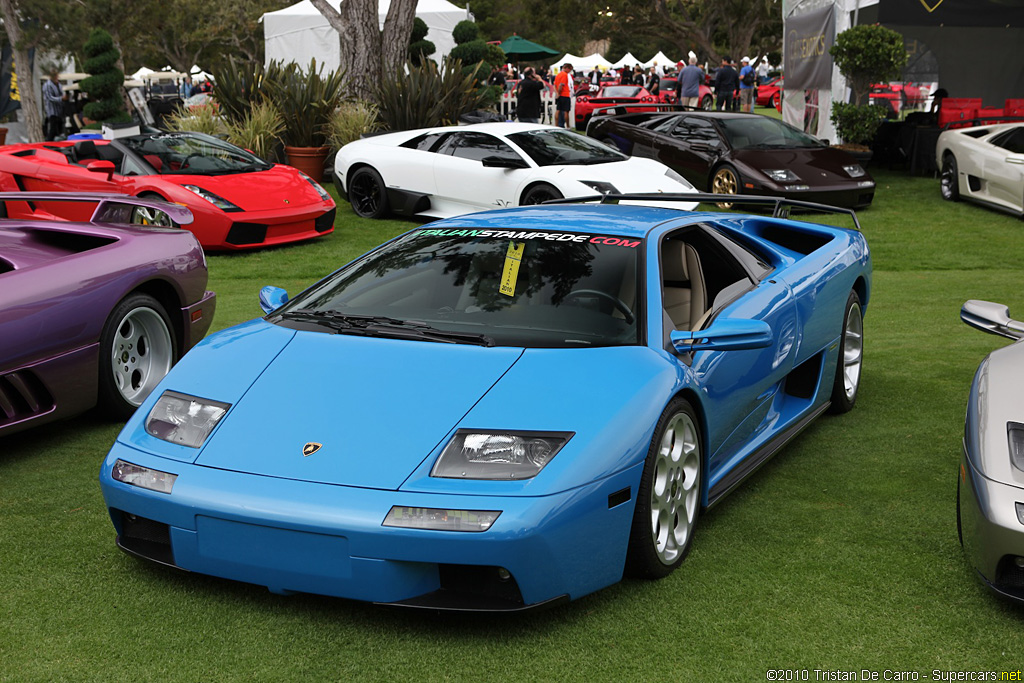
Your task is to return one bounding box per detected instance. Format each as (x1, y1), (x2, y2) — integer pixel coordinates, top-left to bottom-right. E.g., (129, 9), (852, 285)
(554, 63), (574, 128)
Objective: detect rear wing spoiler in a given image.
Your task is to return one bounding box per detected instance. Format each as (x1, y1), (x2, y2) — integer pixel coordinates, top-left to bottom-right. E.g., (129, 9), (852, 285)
(0, 192), (194, 225)
(544, 191), (862, 232)
(591, 103), (702, 120)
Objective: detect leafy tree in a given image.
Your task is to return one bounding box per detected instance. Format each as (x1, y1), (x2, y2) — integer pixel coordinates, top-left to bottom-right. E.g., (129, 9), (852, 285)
(829, 24), (908, 106)
(309, 0), (418, 101)
(80, 28), (130, 125)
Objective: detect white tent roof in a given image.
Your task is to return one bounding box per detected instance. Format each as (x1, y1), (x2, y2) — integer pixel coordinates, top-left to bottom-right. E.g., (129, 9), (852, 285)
(611, 52), (641, 69)
(579, 53), (612, 70)
(550, 53), (584, 69)
(262, 0), (470, 71)
(131, 67), (157, 80)
(642, 51), (676, 69)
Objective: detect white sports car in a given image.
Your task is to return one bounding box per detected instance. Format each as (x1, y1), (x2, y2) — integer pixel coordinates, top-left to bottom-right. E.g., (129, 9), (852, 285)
(937, 122), (1024, 216)
(334, 122), (697, 219)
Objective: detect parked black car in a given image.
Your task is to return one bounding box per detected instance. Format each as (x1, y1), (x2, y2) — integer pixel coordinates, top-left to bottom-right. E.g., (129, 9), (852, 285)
(587, 109), (876, 209)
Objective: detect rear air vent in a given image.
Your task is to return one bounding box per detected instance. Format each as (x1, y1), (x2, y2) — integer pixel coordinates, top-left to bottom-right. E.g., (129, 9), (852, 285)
(26, 228), (116, 255)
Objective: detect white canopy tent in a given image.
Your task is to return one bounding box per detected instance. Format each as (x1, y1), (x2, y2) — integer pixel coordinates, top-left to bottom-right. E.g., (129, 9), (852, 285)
(579, 53), (612, 71)
(261, 0), (470, 71)
(611, 52), (640, 69)
(550, 53), (585, 69)
(642, 51), (676, 70)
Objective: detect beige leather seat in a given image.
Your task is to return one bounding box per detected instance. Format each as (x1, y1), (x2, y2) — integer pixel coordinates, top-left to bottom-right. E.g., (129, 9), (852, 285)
(662, 241), (707, 331)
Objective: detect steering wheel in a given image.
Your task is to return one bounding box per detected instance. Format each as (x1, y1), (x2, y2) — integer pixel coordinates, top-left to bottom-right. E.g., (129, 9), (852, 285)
(564, 289), (635, 324)
(180, 154), (201, 169)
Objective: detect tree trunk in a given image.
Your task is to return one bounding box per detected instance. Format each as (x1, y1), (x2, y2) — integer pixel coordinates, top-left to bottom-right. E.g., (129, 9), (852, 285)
(0, 0), (43, 142)
(310, 0), (380, 101)
(380, 0), (417, 77)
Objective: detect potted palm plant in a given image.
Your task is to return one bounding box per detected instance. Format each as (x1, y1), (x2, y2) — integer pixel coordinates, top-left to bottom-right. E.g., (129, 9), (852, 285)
(262, 59), (346, 182)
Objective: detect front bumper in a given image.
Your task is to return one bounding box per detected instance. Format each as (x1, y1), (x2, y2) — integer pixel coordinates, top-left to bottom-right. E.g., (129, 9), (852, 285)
(745, 180), (876, 210)
(959, 447), (1024, 604)
(99, 442), (640, 610)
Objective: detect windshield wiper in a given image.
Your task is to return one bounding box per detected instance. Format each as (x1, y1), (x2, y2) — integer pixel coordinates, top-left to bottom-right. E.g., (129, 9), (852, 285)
(278, 310), (495, 346)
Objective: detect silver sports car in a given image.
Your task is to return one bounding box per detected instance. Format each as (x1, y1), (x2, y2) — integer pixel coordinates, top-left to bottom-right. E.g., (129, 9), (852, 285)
(938, 123), (1024, 216)
(958, 300), (1024, 603)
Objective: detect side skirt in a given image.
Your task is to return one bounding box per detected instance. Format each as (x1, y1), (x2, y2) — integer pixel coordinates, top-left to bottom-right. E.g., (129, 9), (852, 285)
(707, 401), (831, 507)
(386, 188), (432, 216)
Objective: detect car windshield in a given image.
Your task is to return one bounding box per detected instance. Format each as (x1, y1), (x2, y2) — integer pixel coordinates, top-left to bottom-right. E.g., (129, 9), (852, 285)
(120, 133), (272, 175)
(719, 117), (824, 149)
(270, 228), (642, 348)
(506, 129), (627, 166)
(600, 86), (643, 98)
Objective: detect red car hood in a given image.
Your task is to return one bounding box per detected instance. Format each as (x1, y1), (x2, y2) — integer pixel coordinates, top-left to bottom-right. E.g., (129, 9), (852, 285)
(162, 164), (321, 211)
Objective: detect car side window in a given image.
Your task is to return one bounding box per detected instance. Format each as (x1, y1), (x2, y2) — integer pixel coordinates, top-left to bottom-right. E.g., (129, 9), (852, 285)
(121, 154), (149, 176)
(400, 132), (446, 152)
(445, 132), (524, 164)
(674, 117), (723, 148)
(992, 128), (1024, 154)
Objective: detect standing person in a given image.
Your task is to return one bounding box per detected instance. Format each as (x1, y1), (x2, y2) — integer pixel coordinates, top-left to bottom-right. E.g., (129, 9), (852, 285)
(516, 67), (545, 124)
(179, 75), (194, 99)
(619, 66), (631, 85)
(713, 57), (738, 111)
(43, 71), (66, 141)
(757, 57), (770, 85)
(646, 67), (660, 96)
(488, 65), (506, 87)
(554, 62), (573, 128)
(738, 56), (755, 113)
(676, 56), (703, 108)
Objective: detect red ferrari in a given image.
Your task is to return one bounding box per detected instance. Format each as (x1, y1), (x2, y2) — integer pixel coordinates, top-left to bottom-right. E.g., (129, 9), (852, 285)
(0, 132), (336, 250)
(574, 85), (661, 129)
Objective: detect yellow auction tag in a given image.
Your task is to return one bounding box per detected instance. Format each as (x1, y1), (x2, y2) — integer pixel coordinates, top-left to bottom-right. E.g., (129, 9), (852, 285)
(499, 241), (525, 297)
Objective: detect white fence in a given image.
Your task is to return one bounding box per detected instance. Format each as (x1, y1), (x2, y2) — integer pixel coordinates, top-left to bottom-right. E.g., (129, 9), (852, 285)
(497, 87), (575, 125)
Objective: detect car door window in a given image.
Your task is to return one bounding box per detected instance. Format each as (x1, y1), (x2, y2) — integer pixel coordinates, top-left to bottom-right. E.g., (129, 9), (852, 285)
(445, 132), (524, 164)
(400, 132), (448, 152)
(991, 127), (1024, 154)
(674, 117), (723, 149)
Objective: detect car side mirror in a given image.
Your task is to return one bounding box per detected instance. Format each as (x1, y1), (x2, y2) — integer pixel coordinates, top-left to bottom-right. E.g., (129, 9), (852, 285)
(481, 155), (529, 169)
(961, 300), (1024, 340)
(86, 160), (115, 179)
(670, 318), (773, 352)
(819, 138), (830, 146)
(259, 285), (289, 314)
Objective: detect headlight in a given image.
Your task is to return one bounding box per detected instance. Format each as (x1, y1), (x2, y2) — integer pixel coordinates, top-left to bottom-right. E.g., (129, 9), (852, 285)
(762, 169), (801, 182)
(431, 430), (573, 480)
(1008, 422), (1024, 472)
(843, 164), (866, 178)
(183, 185), (242, 212)
(665, 168), (694, 189)
(382, 507), (500, 532)
(144, 390), (231, 448)
(112, 459), (177, 494)
(580, 180), (619, 195)
(299, 171), (332, 201)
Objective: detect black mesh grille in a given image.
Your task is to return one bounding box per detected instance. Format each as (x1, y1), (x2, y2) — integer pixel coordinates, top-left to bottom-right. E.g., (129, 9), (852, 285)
(225, 222), (269, 246)
(995, 556), (1024, 589)
(315, 208), (336, 233)
(117, 510), (175, 566)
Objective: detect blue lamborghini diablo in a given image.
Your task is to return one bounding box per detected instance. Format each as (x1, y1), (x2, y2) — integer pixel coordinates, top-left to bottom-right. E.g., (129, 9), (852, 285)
(98, 194), (871, 611)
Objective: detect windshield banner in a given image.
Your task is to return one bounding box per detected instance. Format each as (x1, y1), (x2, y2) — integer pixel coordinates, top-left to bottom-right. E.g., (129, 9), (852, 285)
(418, 228), (641, 248)
(785, 4), (835, 91)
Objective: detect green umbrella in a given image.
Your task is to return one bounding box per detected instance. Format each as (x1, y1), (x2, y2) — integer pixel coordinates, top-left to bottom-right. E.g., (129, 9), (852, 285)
(499, 35), (560, 63)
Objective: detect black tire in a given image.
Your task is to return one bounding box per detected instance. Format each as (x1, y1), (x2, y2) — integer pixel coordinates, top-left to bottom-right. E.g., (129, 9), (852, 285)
(626, 397), (703, 579)
(828, 290), (863, 414)
(710, 164), (741, 209)
(348, 166), (389, 219)
(940, 154), (960, 202)
(521, 183), (563, 206)
(700, 94), (714, 110)
(132, 192), (177, 228)
(98, 293), (178, 420)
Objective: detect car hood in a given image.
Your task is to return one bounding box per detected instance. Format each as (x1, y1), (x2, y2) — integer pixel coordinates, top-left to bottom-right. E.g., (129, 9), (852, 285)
(550, 157), (696, 194)
(193, 329), (525, 489)
(733, 146), (872, 185)
(163, 164), (324, 211)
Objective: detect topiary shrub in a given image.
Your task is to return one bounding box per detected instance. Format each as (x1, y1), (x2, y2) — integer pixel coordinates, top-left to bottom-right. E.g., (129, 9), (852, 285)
(830, 24), (908, 106)
(830, 102), (889, 149)
(79, 28), (130, 125)
(452, 20), (479, 45)
(409, 18), (436, 66)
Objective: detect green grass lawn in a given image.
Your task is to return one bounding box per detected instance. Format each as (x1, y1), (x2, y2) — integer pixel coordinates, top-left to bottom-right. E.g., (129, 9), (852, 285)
(2, 170), (1023, 681)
